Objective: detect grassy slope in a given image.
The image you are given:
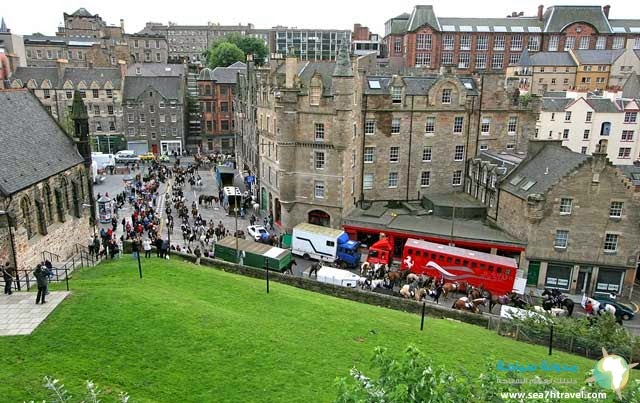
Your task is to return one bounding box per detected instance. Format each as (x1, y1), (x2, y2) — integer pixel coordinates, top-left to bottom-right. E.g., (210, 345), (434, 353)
(0, 258), (599, 402)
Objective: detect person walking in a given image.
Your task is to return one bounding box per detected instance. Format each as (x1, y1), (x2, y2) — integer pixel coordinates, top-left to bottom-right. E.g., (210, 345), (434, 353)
(2, 262), (14, 295)
(143, 238), (152, 258)
(33, 264), (49, 304)
(194, 246), (202, 265)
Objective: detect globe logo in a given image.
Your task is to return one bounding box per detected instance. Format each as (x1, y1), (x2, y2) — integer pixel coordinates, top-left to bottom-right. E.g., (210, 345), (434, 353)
(585, 348), (638, 399)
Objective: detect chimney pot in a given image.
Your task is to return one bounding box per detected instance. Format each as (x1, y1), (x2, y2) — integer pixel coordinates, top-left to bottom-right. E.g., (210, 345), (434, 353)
(538, 5), (544, 21)
(603, 5), (611, 18)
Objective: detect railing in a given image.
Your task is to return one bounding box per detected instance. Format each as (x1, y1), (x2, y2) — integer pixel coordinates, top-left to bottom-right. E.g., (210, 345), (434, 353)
(41, 250), (61, 264)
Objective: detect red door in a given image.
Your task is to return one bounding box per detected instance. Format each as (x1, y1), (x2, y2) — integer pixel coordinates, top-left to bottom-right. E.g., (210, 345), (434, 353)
(151, 144), (158, 155)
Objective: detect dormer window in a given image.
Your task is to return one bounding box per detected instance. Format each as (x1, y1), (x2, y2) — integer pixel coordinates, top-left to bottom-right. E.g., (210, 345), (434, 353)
(391, 86), (402, 104)
(310, 86), (321, 106)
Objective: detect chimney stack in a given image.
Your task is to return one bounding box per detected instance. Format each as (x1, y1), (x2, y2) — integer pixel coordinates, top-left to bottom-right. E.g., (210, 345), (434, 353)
(118, 59), (127, 79)
(538, 5), (544, 21)
(285, 47), (297, 88)
(603, 5), (611, 18)
(56, 58), (68, 86)
(120, 19), (125, 32)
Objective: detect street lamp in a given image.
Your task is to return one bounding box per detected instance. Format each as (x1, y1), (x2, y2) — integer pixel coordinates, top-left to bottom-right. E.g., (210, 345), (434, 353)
(0, 210), (19, 290)
(234, 196), (239, 261)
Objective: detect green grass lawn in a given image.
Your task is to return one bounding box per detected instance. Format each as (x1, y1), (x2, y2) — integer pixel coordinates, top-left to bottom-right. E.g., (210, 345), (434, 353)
(0, 258), (601, 402)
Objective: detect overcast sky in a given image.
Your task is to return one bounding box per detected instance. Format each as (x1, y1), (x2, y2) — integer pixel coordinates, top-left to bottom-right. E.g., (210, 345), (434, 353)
(2, 0), (637, 37)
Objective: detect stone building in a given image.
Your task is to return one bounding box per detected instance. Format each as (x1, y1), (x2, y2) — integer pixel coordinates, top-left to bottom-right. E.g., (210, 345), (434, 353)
(8, 61), (125, 153)
(123, 73), (187, 155)
(196, 62), (245, 153)
(0, 89), (92, 281)
(385, 4), (640, 73)
(495, 140), (640, 297)
(569, 49), (622, 91)
(535, 93), (640, 164)
(509, 50), (578, 95)
(235, 56), (260, 197)
(126, 32), (168, 64)
(361, 72), (538, 201)
(352, 24), (381, 57)
(237, 44), (363, 231)
(144, 22), (256, 64)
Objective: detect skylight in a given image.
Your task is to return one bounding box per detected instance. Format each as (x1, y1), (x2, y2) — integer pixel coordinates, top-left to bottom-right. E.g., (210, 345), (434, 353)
(521, 180), (536, 191)
(368, 80), (381, 89)
(630, 27), (640, 33)
(459, 25), (473, 32)
(463, 82), (473, 90)
(493, 26), (507, 32)
(511, 26), (524, 32)
(442, 25), (456, 32)
(612, 27), (627, 33)
(509, 175), (524, 186)
(528, 27), (542, 33)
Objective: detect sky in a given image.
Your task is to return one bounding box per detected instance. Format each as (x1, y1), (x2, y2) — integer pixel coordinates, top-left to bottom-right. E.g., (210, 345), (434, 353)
(2, 0), (638, 37)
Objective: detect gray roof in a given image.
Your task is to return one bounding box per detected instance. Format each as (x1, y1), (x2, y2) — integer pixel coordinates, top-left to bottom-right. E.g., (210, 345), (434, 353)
(69, 8), (95, 18)
(388, 19), (408, 35)
(608, 19), (640, 34)
(276, 61), (335, 95)
(501, 144), (589, 200)
(126, 63), (185, 77)
(228, 61), (247, 68)
(571, 49), (625, 65)
(198, 68), (214, 81)
(542, 98), (572, 111)
(543, 6), (612, 33)
(476, 151), (524, 177)
(616, 164), (640, 186)
(123, 76), (184, 100)
(364, 74), (478, 96)
(344, 201), (524, 246)
(211, 65), (246, 84)
(333, 41), (353, 77)
(585, 98), (619, 113)
(12, 66), (122, 88)
(438, 17), (543, 33)
(623, 74), (640, 98)
(0, 90), (83, 196)
(407, 5), (441, 32)
(0, 17), (8, 33)
(529, 52), (576, 66)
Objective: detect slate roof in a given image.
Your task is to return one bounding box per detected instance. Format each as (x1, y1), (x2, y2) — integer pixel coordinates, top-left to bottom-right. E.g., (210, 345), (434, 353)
(123, 76), (184, 100)
(438, 17), (543, 33)
(276, 61), (335, 95)
(12, 66), (121, 88)
(585, 98), (619, 113)
(407, 5), (441, 32)
(608, 19), (640, 34)
(529, 52), (576, 66)
(198, 68), (215, 81)
(211, 65), (245, 84)
(616, 164), (640, 186)
(571, 49), (625, 65)
(364, 74), (478, 96)
(542, 98), (572, 111)
(501, 144), (589, 200)
(543, 91), (567, 98)
(476, 150), (524, 177)
(0, 17), (8, 33)
(126, 63), (185, 77)
(623, 74), (640, 98)
(542, 6), (612, 33)
(0, 90), (83, 196)
(69, 8), (95, 18)
(388, 19), (408, 35)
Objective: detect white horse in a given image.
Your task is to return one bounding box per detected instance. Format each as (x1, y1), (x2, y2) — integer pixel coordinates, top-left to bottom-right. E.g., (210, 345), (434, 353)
(583, 296), (616, 316)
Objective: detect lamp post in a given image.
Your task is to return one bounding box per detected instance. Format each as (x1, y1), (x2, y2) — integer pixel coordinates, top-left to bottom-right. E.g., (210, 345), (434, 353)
(234, 196), (239, 260)
(0, 210), (19, 291)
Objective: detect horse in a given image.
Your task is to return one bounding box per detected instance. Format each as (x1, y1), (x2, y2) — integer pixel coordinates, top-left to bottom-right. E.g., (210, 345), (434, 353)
(308, 262), (321, 278)
(541, 288), (575, 316)
(360, 262), (371, 277)
(428, 284), (443, 304)
(488, 293), (516, 313)
(417, 274), (434, 289)
(386, 269), (409, 290)
(442, 281), (467, 299)
(400, 284), (426, 301)
(452, 297), (487, 313)
(406, 273), (419, 284)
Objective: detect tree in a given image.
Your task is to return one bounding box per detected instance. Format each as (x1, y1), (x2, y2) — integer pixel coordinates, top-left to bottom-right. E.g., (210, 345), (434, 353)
(204, 33), (269, 68)
(207, 42), (245, 69)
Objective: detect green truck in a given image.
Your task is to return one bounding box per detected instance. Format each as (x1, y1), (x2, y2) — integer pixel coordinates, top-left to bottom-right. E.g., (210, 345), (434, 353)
(214, 236), (293, 272)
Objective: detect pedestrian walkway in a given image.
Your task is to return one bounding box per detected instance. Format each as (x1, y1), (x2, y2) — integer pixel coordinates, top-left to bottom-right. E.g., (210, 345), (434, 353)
(0, 291), (69, 336)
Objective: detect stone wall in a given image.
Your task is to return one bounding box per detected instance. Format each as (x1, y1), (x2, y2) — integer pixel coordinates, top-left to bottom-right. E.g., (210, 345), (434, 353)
(170, 250), (490, 327)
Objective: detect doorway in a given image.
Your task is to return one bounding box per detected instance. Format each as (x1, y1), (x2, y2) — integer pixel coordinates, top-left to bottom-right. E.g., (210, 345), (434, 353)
(576, 266), (592, 295)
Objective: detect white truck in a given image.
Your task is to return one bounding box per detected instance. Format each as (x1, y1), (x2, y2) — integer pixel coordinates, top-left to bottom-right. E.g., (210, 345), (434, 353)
(291, 223), (361, 268)
(316, 266), (361, 288)
(91, 152), (115, 170)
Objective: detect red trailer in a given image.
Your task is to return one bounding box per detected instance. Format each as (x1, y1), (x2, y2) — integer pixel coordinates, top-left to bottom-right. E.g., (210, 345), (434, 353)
(400, 238), (518, 295)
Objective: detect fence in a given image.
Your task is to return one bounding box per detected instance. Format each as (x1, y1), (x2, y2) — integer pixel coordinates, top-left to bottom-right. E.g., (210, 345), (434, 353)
(487, 315), (639, 363)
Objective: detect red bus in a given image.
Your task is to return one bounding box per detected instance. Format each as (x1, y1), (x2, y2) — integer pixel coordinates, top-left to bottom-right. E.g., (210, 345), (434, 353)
(400, 238), (518, 295)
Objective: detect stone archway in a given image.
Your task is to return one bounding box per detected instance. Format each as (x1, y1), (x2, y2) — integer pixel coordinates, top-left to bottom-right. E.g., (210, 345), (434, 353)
(308, 209), (330, 227)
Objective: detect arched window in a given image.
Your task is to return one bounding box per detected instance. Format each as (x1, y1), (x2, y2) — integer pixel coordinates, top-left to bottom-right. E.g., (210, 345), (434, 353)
(35, 199), (47, 235)
(21, 197), (34, 239)
(43, 184), (53, 224)
(71, 181), (81, 218)
(60, 177), (70, 211)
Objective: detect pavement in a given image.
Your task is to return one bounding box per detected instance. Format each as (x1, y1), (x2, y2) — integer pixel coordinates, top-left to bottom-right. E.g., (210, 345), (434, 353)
(0, 292), (69, 336)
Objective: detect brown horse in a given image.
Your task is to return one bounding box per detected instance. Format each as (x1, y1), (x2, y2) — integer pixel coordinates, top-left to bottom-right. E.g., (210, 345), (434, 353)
(442, 281), (468, 299)
(452, 297), (487, 313)
(387, 269), (410, 289)
(400, 284), (427, 301)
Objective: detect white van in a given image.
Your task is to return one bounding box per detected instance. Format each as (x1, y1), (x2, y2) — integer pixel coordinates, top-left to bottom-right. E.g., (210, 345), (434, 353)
(316, 266), (361, 288)
(91, 152), (115, 169)
(115, 150), (140, 163)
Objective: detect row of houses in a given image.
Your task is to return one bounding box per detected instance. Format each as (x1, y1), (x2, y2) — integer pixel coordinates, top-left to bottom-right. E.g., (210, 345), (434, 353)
(235, 47), (640, 297)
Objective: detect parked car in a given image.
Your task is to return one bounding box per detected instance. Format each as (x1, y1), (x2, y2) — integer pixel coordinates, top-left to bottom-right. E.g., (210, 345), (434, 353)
(140, 152), (155, 161)
(596, 298), (635, 321)
(115, 150), (140, 163)
(246, 225), (269, 242)
(158, 153), (170, 162)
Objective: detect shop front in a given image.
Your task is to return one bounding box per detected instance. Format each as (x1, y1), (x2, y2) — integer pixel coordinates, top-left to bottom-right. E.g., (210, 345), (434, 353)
(544, 262), (573, 290)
